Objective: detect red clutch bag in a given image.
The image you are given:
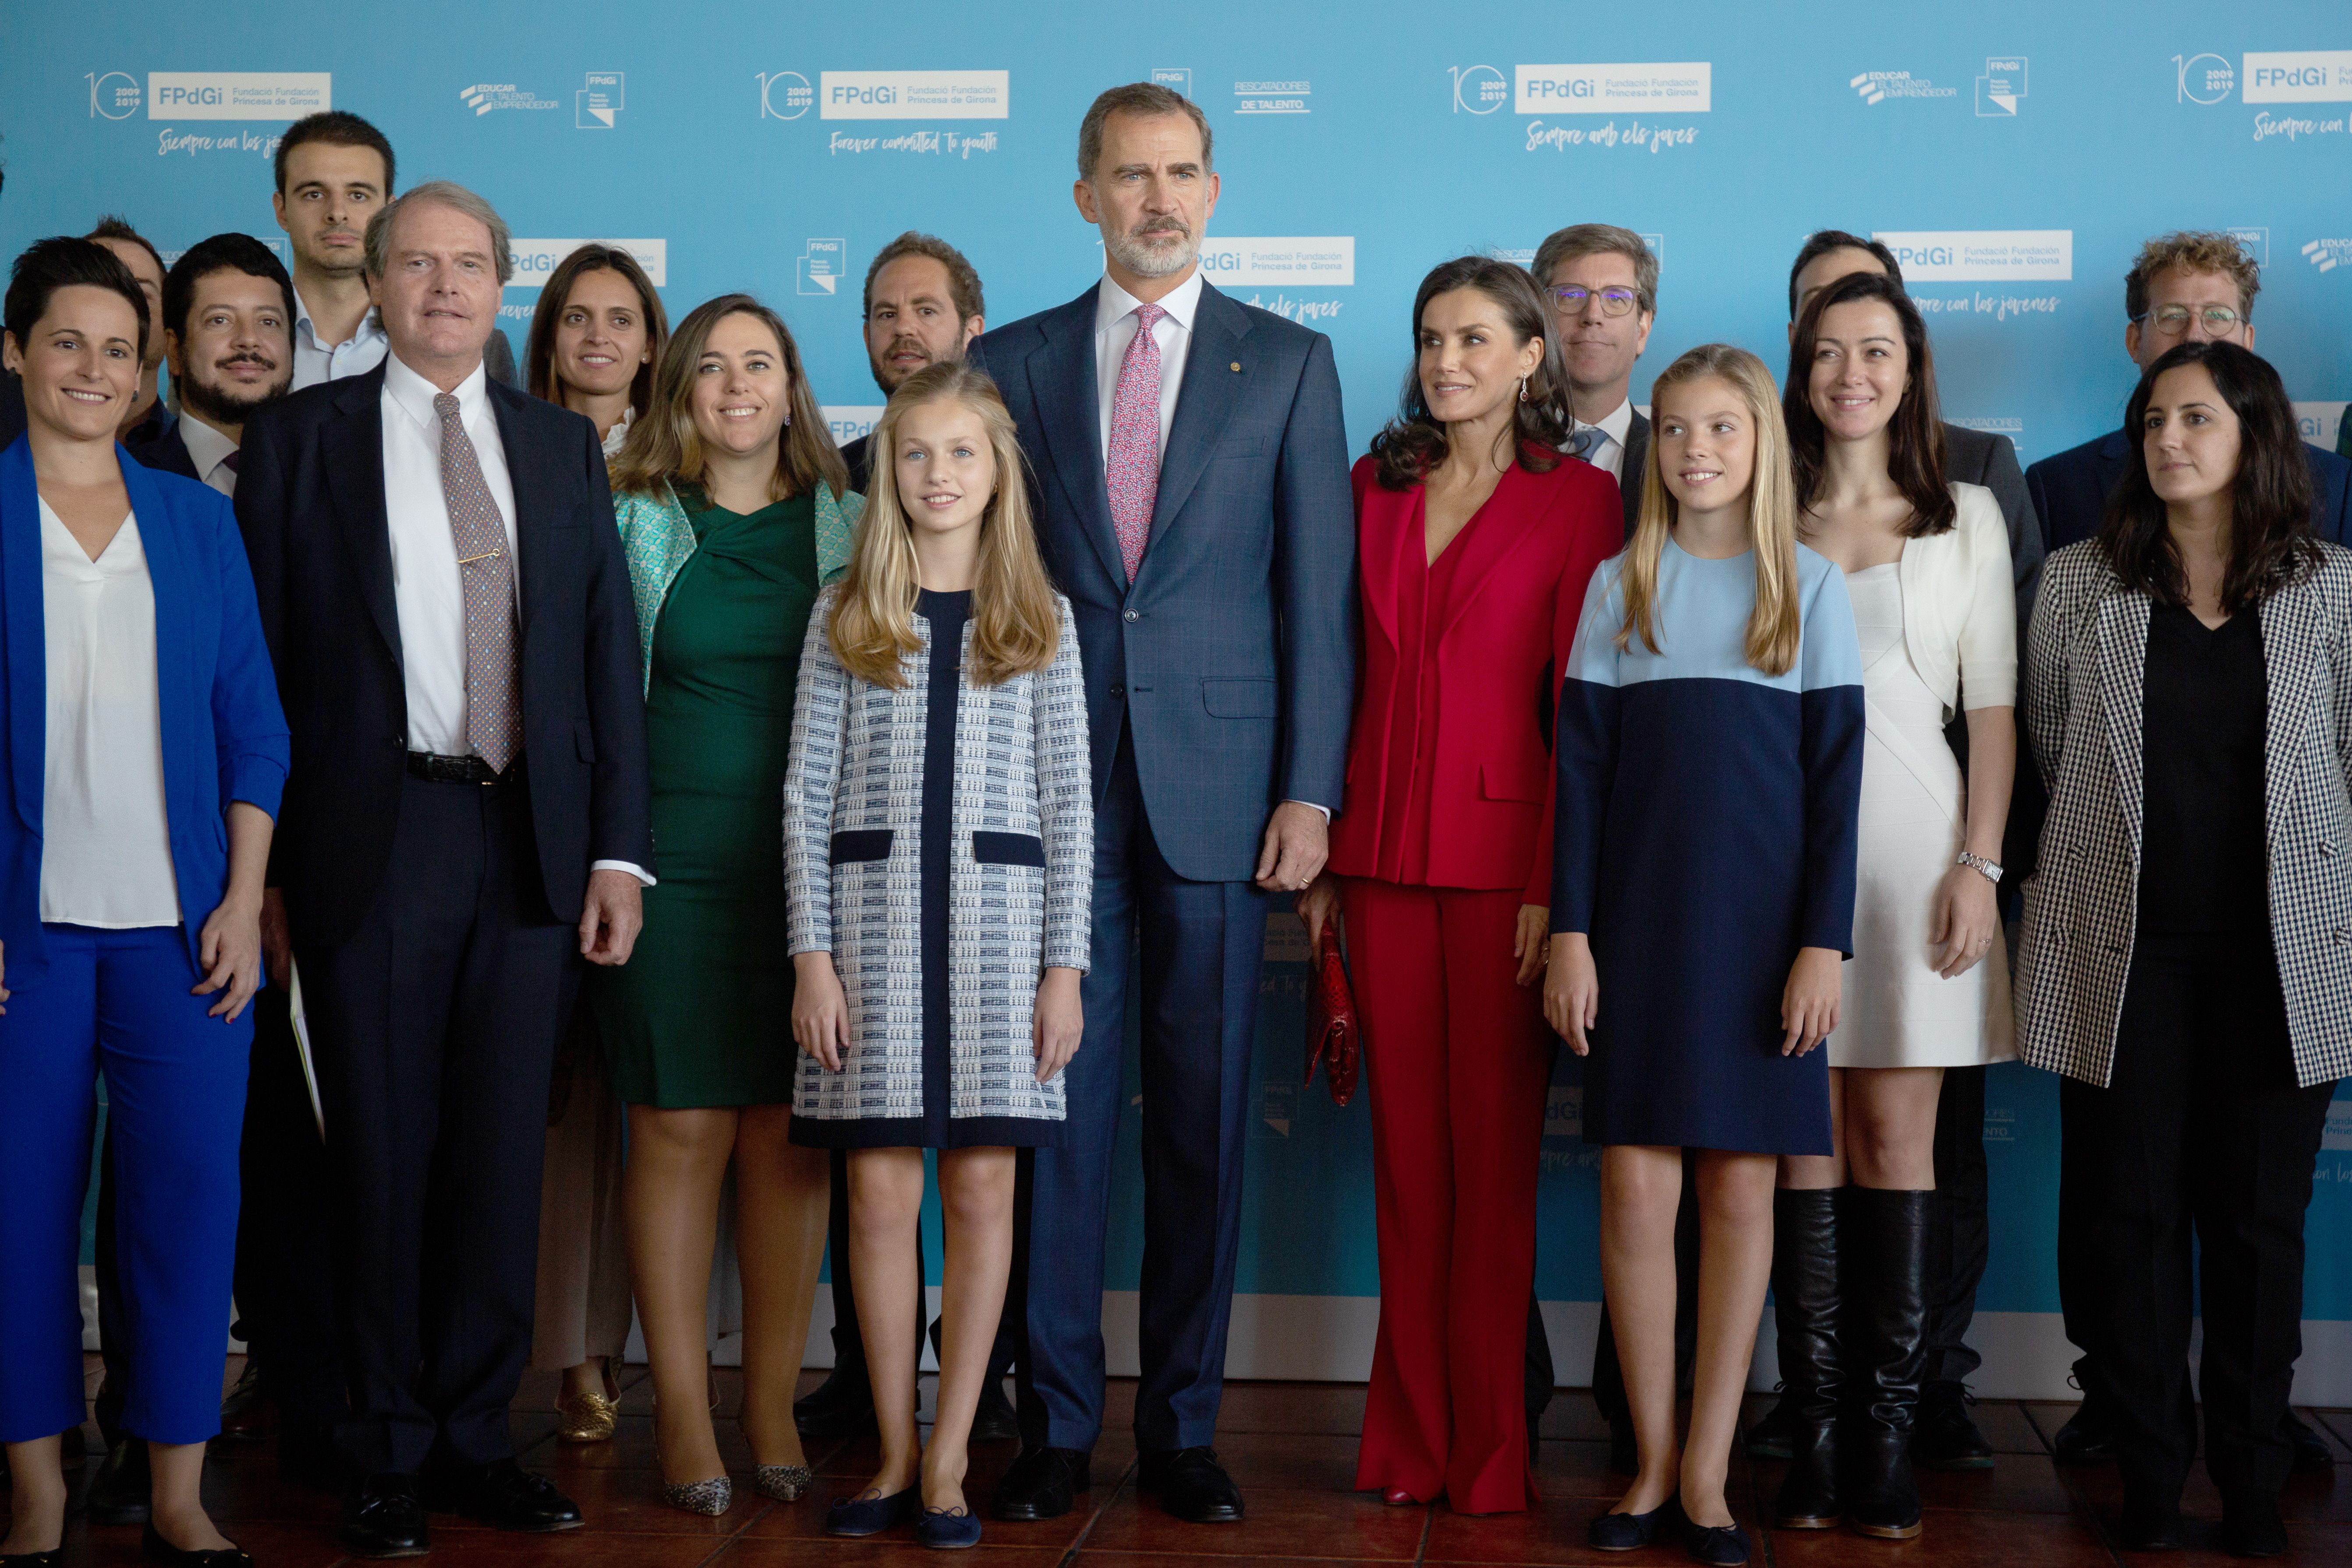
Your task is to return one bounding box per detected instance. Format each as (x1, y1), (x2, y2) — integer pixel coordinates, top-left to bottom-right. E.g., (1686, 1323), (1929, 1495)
(1304, 935), (1362, 1106)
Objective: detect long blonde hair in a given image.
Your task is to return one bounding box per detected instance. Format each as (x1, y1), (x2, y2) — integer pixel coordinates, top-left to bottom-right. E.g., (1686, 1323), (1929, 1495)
(607, 293), (847, 502)
(1618, 344), (1804, 676)
(829, 362), (1060, 689)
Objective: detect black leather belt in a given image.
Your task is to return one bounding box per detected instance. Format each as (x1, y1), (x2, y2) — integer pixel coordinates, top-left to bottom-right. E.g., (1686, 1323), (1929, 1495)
(407, 751), (513, 785)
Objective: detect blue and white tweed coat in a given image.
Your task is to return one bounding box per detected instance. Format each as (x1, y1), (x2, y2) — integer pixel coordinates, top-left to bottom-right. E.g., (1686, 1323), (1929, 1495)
(784, 586), (1095, 1122)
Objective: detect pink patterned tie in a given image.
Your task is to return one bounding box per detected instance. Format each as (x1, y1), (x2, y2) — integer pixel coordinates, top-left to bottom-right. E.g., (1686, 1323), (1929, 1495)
(1105, 302), (1166, 582)
(433, 393), (523, 774)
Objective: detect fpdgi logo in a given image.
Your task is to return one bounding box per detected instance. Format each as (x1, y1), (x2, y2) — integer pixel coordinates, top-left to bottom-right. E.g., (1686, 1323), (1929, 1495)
(577, 72), (623, 129)
(1449, 64), (1507, 114)
(88, 71), (141, 119)
(2245, 50), (2352, 103)
(1151, 67), (1191, 98)
(758, 71), (813, 120)
(2175, 52), (2233, 104)
(797, 238), (845, 295)
(2303, 240), (2352, 275)
(1976, 56), (2026, 116)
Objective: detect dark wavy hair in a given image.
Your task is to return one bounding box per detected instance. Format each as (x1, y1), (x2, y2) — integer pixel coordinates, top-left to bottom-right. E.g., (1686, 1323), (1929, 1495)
(1784, 269), (1954, 536)
(524, 243), (669, 418)
(1370, 256), (1570, 491)
(2099, 340), (2317, 609)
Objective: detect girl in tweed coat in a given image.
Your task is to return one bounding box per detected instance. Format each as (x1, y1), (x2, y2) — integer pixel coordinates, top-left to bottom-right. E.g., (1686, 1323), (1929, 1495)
(785, 363), (1091, 1548)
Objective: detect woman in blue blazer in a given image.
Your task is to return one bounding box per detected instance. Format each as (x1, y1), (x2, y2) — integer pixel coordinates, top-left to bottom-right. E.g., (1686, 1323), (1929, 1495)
(0, 238), (287, 1568)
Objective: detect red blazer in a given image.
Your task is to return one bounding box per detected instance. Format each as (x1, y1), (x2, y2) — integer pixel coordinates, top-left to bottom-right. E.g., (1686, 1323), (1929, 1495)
(1327, 452), (1619, 903)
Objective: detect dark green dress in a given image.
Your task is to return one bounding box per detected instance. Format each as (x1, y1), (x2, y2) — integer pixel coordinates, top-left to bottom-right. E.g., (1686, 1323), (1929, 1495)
(595, 486), (818, 1107)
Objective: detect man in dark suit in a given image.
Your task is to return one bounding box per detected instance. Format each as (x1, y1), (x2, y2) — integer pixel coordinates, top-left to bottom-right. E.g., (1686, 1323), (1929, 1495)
(237, 181), (652, 1558)
(1532, 224), (1654, 539)
(2029, 233), (2352, 555)
(970, 83), (1354, 1527)
(2023, 230), (2342, 1477)
(830, 231), (985, 497)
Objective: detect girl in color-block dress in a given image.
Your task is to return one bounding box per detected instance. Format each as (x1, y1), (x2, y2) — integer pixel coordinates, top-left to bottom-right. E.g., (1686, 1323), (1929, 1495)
(1546, 345), (1863, 1568)
(785, 363), (1091, 1551)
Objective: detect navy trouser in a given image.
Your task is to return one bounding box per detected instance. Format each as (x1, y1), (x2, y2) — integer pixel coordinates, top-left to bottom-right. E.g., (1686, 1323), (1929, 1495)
(0, 923), (250, 1446)
(1010, 729), (1266, 1453)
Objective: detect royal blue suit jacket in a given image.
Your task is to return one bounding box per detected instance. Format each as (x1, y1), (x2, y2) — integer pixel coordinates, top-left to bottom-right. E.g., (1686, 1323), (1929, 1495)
(0, 437), (289, 989)
(2027, 427), (2352, 553)
(968, 281), (1357, 882)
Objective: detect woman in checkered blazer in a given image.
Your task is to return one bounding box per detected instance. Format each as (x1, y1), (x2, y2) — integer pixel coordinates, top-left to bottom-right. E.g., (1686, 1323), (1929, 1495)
(2017, 340), (2352, 1557)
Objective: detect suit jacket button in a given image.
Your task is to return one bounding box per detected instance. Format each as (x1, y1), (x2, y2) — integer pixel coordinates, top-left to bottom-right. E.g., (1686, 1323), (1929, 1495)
(1124, 609), (1140, 623)
(1109, 683), (1125, 698)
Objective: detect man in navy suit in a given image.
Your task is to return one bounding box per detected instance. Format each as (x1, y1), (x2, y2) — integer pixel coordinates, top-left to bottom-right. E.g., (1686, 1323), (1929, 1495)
(2023, 230), (2343, 1477)
(2029, 231), (2352, 556)
(969, 81), (1356, 1526)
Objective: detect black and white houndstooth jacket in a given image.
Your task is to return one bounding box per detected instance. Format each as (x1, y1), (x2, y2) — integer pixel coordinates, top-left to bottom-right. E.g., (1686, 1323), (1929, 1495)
(2017, 539), (2352, 1089)
(784, 587), (1094, 1122)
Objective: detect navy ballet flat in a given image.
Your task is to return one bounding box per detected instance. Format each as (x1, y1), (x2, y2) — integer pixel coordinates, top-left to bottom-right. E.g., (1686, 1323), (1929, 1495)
(1588, 1496), (1679, 1551)
(825, 1485), (921, 1538)
(915, 1504), (983, 1549)
(1679, 1514), (1752, 1566)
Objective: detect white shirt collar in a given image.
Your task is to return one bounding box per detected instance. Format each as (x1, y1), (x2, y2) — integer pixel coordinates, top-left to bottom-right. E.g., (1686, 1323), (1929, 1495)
(383, 350), (491, 433)
(1095, 266), (1206, 335)
(175, 411), (239, 479)
(1590, 397), (1635, 449)
(292, 281), (386, 352)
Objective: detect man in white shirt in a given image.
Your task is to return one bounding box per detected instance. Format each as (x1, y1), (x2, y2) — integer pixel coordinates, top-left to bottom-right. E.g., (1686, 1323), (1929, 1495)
(136, 234), (295, 496)
(1531, 224), (1656, 539)
(967, 82), (1355, 1530)
(273, 112), (517, 392)
(236, 181), (651, 1558)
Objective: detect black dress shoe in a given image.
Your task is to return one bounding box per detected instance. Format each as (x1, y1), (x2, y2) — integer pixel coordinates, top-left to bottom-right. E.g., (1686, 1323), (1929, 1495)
(86, 1437), (154, 1526)
(2119, 1489), (2184, 1551)
(990, 1446), (1087, 1521)
(2052, 1401), (2114, 1464)
(140, 1522), (251, 1567)
(215, 1363), (271, 1444)
(793, 1362), (879, 1440)
(2284, 1410), (2334, 1473)
(341, 1474), (430, 1559)
(0, 1550), (63, 1567)
(423, 1458), (583, 1532)
(1913, 1382), (1994, 1471)
(1743, 1387), (1794, 1461)
(1140, 1447), (1244, 1523)
(2222, 1490), (2289, 1558)
(971, 1377), (1021, 1443)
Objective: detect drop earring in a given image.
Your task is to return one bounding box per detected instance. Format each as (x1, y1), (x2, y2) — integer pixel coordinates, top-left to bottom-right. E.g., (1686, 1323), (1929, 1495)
(1518, 375), (1529, 404)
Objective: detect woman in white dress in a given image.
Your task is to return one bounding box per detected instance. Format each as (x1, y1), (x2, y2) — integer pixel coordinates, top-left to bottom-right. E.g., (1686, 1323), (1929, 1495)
(1768, 271), (2018, 1544)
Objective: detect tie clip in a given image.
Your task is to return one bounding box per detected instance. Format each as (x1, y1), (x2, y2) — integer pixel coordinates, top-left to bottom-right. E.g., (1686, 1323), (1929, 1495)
(457, 549), (503, 566)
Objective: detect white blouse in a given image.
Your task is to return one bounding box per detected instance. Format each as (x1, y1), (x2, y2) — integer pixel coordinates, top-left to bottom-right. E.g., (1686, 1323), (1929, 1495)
(38, 499), (180, 927)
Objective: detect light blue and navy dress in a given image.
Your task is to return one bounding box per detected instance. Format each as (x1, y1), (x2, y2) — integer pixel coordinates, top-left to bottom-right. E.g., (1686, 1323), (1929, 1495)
(1551, 536), (1866, 1156)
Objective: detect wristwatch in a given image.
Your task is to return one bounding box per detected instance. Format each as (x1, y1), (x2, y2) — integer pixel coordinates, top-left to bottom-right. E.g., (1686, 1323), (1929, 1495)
(1956, 851), (2003, 885)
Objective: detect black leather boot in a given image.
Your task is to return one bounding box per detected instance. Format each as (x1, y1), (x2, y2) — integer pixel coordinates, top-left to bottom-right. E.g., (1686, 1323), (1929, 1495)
(1845, 1188), (1929, 1540)
(1771, 1188), (1842, 1529)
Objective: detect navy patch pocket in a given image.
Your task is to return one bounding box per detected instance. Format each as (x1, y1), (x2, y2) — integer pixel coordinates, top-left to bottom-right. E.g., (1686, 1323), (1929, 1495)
(831, 829), (894, 864)
(972, 831), (1046, 868)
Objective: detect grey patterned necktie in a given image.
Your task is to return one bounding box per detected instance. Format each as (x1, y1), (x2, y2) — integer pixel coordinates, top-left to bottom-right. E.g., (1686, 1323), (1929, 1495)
(1567, 425), (1602, 460)
(433, 392), (522, 773)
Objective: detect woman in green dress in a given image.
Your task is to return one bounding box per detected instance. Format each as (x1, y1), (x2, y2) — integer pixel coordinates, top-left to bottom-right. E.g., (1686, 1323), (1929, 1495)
(599, 293), (860, 1515)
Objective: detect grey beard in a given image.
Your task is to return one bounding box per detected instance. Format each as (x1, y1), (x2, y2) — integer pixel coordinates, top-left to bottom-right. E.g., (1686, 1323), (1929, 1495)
(1104, 224), (1197, 280)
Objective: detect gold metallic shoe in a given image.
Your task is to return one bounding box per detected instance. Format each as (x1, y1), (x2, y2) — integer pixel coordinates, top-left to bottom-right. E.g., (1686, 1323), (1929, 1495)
(754, 1464), (814, 1503)
(555, 1386), (618, 1444)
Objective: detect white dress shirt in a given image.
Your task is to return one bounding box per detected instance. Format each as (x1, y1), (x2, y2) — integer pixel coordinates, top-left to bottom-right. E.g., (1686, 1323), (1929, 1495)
(379, 351), (652, 885)
(291, 283), (390, 391)
(176, 412), (241, 496)
(1576, 397), (1636, 482)
(37, 501), (181, 927)
(1093, 268), (1205, 461)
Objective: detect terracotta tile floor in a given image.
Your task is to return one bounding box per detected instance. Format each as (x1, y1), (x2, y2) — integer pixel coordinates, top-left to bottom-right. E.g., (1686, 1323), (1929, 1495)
(8, 1359), (2350, 1565)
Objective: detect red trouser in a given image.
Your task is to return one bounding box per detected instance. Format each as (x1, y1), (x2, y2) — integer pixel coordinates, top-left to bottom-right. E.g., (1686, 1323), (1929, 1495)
(1345, 878), (1550, 1514)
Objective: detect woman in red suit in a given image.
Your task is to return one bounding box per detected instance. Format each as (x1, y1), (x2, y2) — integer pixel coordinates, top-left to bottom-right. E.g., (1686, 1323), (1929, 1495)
(1300, 255), (1620, 1513)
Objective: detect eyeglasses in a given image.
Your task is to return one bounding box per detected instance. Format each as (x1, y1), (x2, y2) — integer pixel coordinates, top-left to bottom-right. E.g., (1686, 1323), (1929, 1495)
(2134, 303), (2242, 336)
(1548, 285), (1641, 318)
